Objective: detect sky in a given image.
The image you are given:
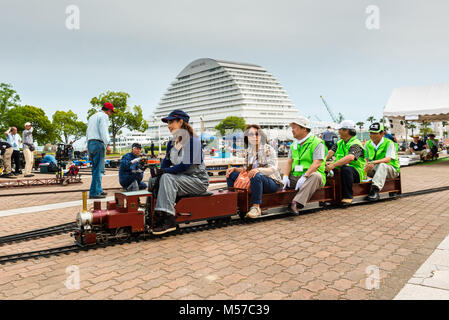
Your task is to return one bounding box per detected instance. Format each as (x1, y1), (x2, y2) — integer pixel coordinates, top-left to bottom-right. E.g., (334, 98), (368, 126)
(1, 0), (449, 125)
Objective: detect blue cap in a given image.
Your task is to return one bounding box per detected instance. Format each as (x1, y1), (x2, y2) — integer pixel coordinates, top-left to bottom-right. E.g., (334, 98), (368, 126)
(161, 109), (190, 123)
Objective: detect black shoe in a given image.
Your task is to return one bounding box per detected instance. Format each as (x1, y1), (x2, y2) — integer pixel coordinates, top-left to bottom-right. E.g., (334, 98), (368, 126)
(24, 174), (35, 177)
(289, 201), (304, 216)
(367, 186), (380, 201)
(13, 172), (20, 176)
(101, 191), (107, 196)
(152, 213), (177, 235)
(1, 173), (16, 179)
(89, 194), (106, 199)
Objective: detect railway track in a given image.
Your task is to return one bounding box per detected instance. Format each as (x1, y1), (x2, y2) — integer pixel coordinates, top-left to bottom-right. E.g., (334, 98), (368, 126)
(1, 185), (449, 265)
(0, 187), (123, 198)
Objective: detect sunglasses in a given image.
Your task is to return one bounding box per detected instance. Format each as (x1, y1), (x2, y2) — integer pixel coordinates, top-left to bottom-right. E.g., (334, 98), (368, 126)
(248, 132), (259, 137)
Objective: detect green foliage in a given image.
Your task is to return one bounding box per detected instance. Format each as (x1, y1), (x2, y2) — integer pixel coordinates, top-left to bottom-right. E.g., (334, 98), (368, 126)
(88, 91), (149, 153)
(214, 116), (246, 136)
(366, 116), (376, 123)
(6, 105), (56, 144)
(52, 110), (87, 144)
(0, 83), (21, 131)
(356, 121), (364, 131)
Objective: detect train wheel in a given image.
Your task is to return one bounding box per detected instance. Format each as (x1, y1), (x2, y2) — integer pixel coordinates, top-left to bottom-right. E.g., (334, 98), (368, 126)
(115, 228), (131, 241)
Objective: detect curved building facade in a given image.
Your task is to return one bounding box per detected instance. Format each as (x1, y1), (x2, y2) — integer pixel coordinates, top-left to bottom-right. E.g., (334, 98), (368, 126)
(148, 58), (300, 140)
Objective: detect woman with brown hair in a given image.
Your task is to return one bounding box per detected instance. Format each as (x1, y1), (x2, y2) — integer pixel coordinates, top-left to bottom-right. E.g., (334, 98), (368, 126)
(226, 124), (282, 218)
(148, 109), (209, 234)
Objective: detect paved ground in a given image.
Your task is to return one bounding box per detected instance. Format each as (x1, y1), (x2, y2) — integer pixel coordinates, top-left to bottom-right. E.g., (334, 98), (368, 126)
(0, 160), (449, 299)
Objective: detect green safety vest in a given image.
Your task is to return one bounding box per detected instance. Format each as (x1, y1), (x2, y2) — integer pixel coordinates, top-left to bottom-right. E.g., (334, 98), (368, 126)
(366, 138), (400, 173)
(427, 139), (436, 149)
(333, 136), (366, 182)
(290, 135), (327, 185)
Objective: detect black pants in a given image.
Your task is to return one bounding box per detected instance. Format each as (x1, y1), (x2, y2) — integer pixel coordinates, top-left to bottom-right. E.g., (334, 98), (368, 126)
(12, 150), (21, 173)
(325, 141), (334, 150)
(340, 165), (360, 199)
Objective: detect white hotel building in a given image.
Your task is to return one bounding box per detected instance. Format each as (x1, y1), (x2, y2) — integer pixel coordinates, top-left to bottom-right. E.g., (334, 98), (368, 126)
(147, 58), (301, 141)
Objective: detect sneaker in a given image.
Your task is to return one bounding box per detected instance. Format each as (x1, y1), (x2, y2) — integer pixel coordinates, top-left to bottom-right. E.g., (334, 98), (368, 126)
(366, 186), (380, 201)
(152, 213), (177, 235)
(246, 206), (261, 218)
(89, 194), (106, 199)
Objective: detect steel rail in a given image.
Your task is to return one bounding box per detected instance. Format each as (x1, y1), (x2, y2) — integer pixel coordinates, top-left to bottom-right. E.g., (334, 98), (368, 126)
(1, 185), (449, 264)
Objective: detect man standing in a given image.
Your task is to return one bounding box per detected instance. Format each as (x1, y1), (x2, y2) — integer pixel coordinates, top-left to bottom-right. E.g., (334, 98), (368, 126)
(282, 116), (327, 215)
(86, 102), (114, 199)
(119, 143), (147, 191)
(364, 123), (400, 201)
(22, 122), (35, 177)
(5, 127), (22, 175)
(150, 140), (155, 158)
(321, 126), (335, 150)
(0, 140), (15, 178)
(325, 120), (366, 205)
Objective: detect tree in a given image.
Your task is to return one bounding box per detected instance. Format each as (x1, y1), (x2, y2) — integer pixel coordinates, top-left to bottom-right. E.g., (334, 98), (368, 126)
(0, 83), (21, 131)
(52, 110), (87, 144)
(408, 123), (416, 136)
(214, 116), (246, 136)
(6, 105), (57, 144)
(356, 121), (364, 132)
(366, 116), (376, 124)
(88, 91), (148, 153)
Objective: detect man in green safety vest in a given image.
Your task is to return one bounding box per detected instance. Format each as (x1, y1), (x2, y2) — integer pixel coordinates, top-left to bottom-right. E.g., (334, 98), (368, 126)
(282, 116), (327, 215)
(426, 133), (439, 160)
(325, 120), (366, 205)
(364, 122), (400, 201)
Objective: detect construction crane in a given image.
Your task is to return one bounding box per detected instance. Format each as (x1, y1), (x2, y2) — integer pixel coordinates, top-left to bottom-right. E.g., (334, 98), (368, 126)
(320, 95), (343, 123)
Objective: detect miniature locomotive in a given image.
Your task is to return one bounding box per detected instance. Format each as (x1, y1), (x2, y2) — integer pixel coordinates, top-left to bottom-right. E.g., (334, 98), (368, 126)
(74, 170), (401, 246)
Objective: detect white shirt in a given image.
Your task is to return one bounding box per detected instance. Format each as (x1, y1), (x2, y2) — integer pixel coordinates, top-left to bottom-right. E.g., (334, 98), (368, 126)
(86, 112), (110, 146)
(6, 133), (21, 151)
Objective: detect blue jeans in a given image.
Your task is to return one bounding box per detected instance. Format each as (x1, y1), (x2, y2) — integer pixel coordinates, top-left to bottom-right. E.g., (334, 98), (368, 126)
(88, 140), (105, 197)
(227, 171), (280, 205)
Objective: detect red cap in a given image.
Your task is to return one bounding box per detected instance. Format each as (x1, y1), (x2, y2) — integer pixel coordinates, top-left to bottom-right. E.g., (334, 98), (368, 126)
(104, 102), (115, 113)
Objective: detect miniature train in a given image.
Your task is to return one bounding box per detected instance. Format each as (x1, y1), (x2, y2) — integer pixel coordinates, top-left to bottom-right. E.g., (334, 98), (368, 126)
(74, 170), (402, 246)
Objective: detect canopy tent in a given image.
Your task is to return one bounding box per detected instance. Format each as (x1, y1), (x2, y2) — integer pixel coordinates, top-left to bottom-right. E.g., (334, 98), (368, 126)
(383, 83), (449, 121)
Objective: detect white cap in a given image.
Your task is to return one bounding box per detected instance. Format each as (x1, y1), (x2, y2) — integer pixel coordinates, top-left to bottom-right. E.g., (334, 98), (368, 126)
(336, 120), (356, 130)
(290, 116), (311, 129)
(24, 122), (32, 127)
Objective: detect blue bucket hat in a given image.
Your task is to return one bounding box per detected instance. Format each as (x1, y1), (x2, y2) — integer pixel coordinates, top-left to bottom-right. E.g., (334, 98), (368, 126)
(161, 109), (190, 123)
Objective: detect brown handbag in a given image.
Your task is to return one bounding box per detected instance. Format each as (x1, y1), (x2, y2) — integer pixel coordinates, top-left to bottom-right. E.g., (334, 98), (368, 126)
(233, 170), (251, 190)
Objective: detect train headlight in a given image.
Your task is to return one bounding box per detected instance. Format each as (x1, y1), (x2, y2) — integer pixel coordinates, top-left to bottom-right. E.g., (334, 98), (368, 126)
(77, 211), (93, 227)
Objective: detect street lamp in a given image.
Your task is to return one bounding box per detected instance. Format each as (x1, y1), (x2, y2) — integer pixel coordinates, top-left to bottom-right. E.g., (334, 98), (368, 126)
(153, 115), (161, 155)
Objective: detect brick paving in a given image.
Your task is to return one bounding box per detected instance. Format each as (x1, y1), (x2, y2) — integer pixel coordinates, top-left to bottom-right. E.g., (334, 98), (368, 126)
(0, 160), (448, 299)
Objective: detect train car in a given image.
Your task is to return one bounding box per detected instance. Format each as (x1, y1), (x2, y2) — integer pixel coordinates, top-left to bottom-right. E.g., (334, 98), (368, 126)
(73, 170), (402, 246)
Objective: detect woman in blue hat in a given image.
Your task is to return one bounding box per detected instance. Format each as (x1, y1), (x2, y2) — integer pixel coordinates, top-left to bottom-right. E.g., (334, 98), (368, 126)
(148, 109), (209, 234)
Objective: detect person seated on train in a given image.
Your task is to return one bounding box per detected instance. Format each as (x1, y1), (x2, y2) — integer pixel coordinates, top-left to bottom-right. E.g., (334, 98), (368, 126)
(281, 117), (327, 215)
(226, 124), (282, 218)
(364, 123), (400, 201)
(148, 110), (209, 235)
(426, 133), (439, 160)
(119, 143), (147, 191)
(325, 120), (366, 205)
(406, 135), (427, 160)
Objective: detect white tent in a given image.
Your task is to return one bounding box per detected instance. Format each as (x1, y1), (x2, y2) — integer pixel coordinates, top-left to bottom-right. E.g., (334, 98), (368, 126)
(383, 83), (449, 121)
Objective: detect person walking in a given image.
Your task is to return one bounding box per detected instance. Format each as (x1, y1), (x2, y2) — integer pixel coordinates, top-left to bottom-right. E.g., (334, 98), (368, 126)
(22, 122), (35, 177)
(321, 126), (335, 150)
(4, 127), (22, 175)
(86, 102), (114, 199)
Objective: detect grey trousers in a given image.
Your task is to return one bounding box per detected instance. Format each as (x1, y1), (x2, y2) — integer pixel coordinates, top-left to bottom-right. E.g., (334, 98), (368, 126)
(368, 163), (399, 190)
(149, 173), (208, 216)
(288, 172), (324, 206)
(2, 148), (13, 174)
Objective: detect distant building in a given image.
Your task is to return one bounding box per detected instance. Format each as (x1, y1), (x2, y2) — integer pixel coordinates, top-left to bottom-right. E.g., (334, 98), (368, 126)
(112, 132), (153, 149)
(147, 58), (300, 140)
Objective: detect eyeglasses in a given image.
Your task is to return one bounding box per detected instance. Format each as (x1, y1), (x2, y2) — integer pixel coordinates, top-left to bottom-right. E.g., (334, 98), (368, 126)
(248, 132), (259, 137)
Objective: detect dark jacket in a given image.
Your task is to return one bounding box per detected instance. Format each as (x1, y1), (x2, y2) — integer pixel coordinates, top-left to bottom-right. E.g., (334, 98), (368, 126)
(0, 141), (12, 155)
(119, 152), (143, 188)
(161, 137), (204, 174)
